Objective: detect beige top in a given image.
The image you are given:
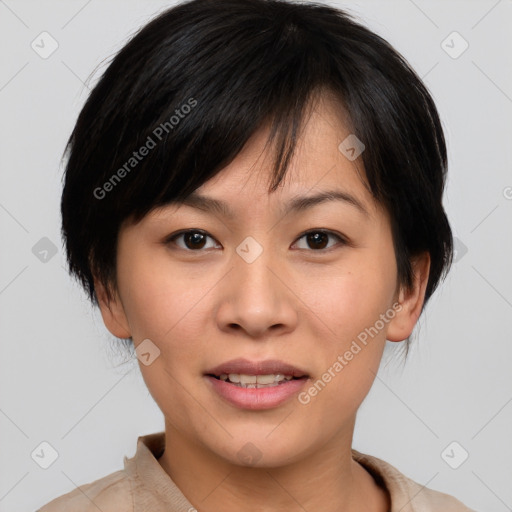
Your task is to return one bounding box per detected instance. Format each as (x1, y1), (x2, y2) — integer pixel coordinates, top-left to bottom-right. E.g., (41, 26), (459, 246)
(37, 431), (476, 512)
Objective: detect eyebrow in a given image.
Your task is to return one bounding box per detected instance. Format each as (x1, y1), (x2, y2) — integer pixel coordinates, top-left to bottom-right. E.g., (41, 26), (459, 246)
(171, 189), (370, 219)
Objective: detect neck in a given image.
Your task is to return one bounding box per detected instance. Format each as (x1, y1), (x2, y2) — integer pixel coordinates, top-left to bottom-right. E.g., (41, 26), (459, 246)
(158, 421), (390, 512)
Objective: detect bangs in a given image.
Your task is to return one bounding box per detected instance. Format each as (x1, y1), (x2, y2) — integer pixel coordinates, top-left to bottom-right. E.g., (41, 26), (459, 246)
(79, 13), (354, 225)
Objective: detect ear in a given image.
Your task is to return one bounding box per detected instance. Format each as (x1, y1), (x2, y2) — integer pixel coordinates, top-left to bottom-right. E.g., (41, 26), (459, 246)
(94, 277), (132, 339)
(386, 252), (431, 343)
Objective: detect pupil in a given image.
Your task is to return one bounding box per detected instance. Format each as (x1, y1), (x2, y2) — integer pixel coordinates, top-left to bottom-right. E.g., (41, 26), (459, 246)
(187, 232), (205, 249)
(308, 232), (327, 249)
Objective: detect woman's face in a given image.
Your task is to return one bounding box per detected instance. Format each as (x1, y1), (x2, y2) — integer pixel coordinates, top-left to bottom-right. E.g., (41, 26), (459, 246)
(97, 93), (429, 467)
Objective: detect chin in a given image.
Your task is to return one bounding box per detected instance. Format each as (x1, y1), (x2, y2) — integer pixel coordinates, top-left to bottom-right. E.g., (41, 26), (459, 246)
(209, 429), (313, 469)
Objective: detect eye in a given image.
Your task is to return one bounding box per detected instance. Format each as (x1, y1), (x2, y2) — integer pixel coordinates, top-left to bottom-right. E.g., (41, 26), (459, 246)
(165, 229), (347, 252)
(166, 230), (220, 251)
(293, 230), (347, 251)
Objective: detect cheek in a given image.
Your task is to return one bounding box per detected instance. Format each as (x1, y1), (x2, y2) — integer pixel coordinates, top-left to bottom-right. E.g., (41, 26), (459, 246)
(298, 253), (396, 413)
(116, 246), (208, 351)
(118, 252), (212, 415)
(312, 254), (396, 341)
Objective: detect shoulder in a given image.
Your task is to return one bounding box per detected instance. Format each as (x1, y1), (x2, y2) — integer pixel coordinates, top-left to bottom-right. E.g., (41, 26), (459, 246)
(352, 449), (477, 511)
(401, 477), (477, 511)
(36, 469), (132, 512)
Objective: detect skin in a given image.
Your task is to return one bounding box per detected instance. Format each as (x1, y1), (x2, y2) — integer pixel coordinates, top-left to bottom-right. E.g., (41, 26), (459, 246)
(95, 91), (430, 512)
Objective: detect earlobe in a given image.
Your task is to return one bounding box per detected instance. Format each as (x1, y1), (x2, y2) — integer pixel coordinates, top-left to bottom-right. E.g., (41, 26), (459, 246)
(94, 278), (132, 339)
(386, 252), (431, 343)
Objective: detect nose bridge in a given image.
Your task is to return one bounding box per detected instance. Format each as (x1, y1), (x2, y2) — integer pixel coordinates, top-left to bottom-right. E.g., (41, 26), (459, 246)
(215, 231), (297, 337)
(233, 233), (277, 303)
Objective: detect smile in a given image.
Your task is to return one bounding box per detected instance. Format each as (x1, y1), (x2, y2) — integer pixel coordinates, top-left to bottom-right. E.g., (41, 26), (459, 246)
(212, 373), (295, 388)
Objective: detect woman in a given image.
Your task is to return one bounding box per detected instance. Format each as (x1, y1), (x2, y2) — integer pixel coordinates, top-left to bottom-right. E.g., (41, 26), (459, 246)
(38, 0), (475, 510)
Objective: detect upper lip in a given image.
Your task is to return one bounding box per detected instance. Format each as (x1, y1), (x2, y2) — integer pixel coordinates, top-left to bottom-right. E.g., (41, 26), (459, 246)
(206, 358), (309, 378)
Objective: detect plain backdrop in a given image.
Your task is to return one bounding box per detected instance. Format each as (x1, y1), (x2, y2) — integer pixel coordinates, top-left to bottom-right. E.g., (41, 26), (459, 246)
(1, 1), (511, 511)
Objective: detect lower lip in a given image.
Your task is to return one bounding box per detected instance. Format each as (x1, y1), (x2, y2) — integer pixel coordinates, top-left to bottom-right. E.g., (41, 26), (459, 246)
(205, 376), (308, 410)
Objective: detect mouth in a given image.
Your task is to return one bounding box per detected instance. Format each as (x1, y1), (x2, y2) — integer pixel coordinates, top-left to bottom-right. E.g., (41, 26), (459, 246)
(204, 358), (310, 409)
(205, 358), (309, 383)
(206, 372), (307, 389)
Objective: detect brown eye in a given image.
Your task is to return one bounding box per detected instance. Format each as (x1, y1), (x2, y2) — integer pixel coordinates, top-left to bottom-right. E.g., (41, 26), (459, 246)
(306, 232), (329, 250)
(167, 230), (219, 251)
(165, 229), (347, 253)
(184, 231), (207, 249)
(294, 230), (346, 251)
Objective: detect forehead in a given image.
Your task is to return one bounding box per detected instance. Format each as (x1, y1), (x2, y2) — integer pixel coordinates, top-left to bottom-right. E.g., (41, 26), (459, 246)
(147, 91), (382, 223)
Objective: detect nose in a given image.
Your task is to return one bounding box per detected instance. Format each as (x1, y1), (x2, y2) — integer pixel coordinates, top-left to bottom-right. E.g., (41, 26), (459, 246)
(215, 243), (299, 339)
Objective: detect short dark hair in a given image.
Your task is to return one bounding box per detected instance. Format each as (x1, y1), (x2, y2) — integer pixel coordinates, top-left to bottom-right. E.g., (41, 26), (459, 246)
(61, 0), (453, 356)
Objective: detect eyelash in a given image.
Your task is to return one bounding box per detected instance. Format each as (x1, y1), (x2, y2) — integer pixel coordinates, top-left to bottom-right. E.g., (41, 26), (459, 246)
(164, 229), (348, 253)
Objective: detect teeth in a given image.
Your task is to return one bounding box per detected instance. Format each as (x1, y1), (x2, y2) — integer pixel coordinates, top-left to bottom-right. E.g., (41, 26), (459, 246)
(219, 373), (296, 388)
(239, 374), (257, 385)
(254, 374), (275, 384)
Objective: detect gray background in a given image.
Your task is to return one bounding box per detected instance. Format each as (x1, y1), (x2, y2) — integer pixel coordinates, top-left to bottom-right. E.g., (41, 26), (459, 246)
(1, 0), (511, 510)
